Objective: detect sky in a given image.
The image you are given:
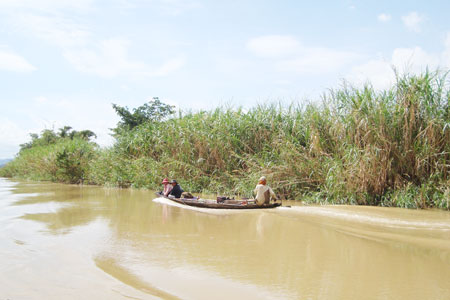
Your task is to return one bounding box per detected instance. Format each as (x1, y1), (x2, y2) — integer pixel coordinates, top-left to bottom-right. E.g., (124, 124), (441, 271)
(1, 0), (450, 158)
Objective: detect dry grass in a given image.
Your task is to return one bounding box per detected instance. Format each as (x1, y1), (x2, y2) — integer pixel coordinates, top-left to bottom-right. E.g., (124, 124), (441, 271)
(2, 70), (449, 209)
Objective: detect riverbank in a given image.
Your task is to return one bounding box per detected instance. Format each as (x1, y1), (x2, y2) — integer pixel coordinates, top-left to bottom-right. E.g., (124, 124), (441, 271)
(1, 70), (449, 209)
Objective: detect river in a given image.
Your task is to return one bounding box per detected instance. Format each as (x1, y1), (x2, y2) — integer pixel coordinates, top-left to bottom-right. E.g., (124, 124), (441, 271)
(1, 178), (449, 299)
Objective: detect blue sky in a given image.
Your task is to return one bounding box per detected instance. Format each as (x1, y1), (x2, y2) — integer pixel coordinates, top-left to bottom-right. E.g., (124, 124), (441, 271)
(1, 0), (450, 158)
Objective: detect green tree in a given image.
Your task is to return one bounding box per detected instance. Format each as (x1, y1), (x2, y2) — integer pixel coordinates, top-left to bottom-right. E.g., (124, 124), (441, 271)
(58, 126), (73, 138)
(19, 127), (97, 152)
(40, 129), (58, 145)
(76, 130), (97, 140)
(19, 133), (39, 151)
(112, 97), (175, 132)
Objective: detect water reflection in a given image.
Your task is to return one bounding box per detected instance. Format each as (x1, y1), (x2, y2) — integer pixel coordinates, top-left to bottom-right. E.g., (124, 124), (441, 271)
(1, 178), (450, 299)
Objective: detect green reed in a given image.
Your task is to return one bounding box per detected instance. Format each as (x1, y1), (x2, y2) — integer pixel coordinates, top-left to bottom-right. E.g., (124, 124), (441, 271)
(0, 138), (96, 183)
(89, 70), (449, 209)
(2, 70), (449, 209)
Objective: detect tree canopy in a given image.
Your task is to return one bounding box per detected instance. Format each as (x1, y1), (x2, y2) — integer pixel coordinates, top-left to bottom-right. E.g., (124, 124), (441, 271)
(112, 97), (175, 133)
(19, 126), (97, 151)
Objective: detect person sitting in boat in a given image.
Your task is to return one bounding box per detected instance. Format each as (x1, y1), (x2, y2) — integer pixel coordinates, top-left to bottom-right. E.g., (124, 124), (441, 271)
(254, 176), (277, 205)
(169, 179), (184, 198)
(162, 178), (173, 196)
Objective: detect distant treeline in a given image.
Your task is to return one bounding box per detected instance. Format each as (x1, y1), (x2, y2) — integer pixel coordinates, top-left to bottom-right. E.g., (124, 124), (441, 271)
(1, 72), (449, 209)
(0, 126), (97, 183)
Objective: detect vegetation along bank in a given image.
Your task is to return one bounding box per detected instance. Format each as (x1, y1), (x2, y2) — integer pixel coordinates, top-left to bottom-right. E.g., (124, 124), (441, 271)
(1, 71), (449, 209)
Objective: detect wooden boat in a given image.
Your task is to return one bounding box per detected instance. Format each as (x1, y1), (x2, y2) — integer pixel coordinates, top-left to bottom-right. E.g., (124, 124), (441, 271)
(155, 192), (281, 209)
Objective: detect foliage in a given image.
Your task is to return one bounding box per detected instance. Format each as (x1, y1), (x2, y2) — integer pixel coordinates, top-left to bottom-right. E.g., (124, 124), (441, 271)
(1, 127), (97, 183)
(2, 72), (450, 210)
(97, 71), (450, 209)
(112, 97), (175, 134)
(54, 139), (96, 183)
(19, 126), (97, 151)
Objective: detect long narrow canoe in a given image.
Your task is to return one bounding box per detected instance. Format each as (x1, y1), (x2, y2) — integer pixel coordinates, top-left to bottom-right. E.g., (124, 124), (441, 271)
(155, 192), (281, 209)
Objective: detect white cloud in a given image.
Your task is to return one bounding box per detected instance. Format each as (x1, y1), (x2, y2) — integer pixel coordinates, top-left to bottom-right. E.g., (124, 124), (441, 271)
(442, 32), (450, 67)
(8, 12), (184, 78)
(34, 96), (49, 104)
(150, 57), (186, 76)
(276, 48), (360, 75)
(0, 118), (30, 157)
(247, 35), (360, 75)
(246, 35), (301, 58)
(11, 13), (90, 48)
(11, 13), (149, 78)
(157, 0), (202, 16)
(63, 39), (147, 78)
(275, 80), (292, 85)
(346, 59), (395, 90)
(0, 0), (95, 13)
(0, 0), (204, 16)
(215, 57), (252, 74)
(0, 48), (36, 72)
(402, 11), (424, 33)
(107, 0), (202, 16)
(377, 13), (391, 22)
(347, 37), (450, 90)
(63, 39), (184, 78)
(445, 32), (450, 49)
(391, 46), (439, 70)
(33, 96), (73, 109)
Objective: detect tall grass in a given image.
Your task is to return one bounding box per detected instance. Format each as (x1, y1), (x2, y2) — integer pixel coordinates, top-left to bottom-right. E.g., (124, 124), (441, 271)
(2, 70), (449, 209)
(0, 138), (96, 183)
(88, 70), (450, 209)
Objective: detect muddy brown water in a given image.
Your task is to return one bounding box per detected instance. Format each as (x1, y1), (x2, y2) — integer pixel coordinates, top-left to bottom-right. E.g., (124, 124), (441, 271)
(1, 178), (449, 299)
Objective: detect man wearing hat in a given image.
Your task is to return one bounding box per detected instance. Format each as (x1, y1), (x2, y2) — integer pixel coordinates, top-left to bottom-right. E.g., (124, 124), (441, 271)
(169, 179), (184, 198)
(253, 176), (277, 205)
(162, 178), (173, 196)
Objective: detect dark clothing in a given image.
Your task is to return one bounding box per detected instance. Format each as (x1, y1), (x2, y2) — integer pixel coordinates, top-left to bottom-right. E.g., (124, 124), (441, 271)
(169, 184), (184, 198)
